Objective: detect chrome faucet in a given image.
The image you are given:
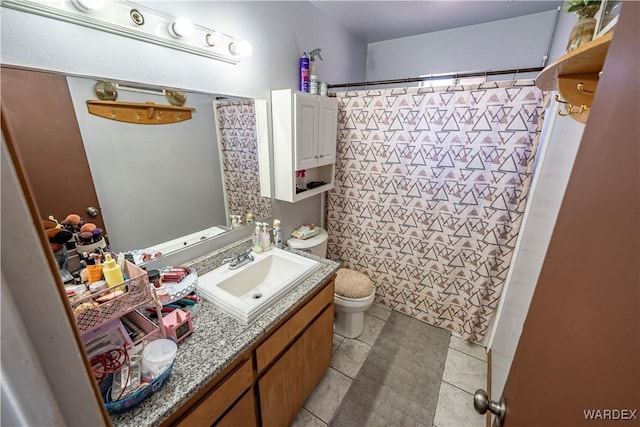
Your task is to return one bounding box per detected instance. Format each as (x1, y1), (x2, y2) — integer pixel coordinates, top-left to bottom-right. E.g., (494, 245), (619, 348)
(228, 251), (254, 270)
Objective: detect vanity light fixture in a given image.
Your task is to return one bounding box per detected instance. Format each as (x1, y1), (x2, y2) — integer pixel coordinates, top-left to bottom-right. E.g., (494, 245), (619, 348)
(168, 17), (194, 38)
(71, 0), (104, 12)
(2, 0), (251, 64)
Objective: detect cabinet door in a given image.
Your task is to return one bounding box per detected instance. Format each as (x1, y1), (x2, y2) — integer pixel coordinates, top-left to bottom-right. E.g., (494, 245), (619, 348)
(215, 390), (257, 427)
(294, 93), (319, 171)
(316, 96), (338, 167)
(259, 306), (334, 427)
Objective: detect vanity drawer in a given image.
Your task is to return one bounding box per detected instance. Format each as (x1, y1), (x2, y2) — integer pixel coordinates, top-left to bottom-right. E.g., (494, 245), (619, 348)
(256, 279), (334, 372)
(176, 359), (253, 427)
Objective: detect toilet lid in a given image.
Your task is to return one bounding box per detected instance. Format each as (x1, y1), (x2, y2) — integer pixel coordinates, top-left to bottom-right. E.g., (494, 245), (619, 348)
(287, 228), (328, 250)
(335, 268), (375, 299)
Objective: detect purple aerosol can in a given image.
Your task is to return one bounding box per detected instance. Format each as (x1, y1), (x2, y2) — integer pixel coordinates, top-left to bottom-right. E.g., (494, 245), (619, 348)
(299, 52), (310, 92)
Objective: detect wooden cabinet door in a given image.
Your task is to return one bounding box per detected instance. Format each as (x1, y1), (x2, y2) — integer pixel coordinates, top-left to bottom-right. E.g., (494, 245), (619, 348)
(316, 96), (338, 167)
(259, 306), (334, 427)
(294, 92), (319, 171)
(1, 67), (106, 232)
(215, 390), (257, 427)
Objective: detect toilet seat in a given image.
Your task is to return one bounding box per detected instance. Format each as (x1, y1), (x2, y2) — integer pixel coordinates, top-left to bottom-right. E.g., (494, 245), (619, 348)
(334, 268), (374, 299)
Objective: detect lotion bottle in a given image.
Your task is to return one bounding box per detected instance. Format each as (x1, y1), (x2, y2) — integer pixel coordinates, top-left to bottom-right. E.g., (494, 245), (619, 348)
(103, 253), (124, 290)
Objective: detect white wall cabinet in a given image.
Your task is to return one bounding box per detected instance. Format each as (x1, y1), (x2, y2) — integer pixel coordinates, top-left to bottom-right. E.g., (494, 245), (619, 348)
(272, 89), (338, 203)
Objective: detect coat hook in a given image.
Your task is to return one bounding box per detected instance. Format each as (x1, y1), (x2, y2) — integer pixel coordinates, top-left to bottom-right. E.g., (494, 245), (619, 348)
(577, 83), (595, 96)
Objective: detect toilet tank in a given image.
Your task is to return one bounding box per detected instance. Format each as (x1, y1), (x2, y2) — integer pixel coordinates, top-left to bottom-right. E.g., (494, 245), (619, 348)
(287, 228), (328, 258)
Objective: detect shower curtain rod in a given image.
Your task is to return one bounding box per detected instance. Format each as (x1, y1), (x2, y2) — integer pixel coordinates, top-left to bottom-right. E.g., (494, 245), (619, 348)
(327, 66), (545, 89)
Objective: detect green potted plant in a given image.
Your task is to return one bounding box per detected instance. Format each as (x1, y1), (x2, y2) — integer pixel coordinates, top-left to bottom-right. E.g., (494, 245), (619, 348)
(565, 0), (602, 52)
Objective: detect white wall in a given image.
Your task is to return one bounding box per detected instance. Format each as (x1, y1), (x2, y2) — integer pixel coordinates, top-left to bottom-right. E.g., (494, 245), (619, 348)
(366, 9), (559, 81)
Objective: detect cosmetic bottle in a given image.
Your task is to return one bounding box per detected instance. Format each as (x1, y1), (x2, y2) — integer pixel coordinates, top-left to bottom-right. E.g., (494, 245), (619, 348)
(103, 253), (124, 290)
(273, 219), (283, 249)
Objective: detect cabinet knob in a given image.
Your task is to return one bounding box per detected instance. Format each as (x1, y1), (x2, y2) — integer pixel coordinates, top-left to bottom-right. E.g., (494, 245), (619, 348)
(319, 155), (324, 158)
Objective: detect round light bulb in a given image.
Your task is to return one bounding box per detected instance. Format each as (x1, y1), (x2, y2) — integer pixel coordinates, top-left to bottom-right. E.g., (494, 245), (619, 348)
(169, 17), (194, 38)
(71, 0), (104, 12)
(229, 40), (252, 56)
(205, 32), (223, 47)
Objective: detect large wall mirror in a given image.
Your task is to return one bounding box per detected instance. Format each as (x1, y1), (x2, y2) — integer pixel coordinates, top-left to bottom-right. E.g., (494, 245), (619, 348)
(1, 67), (272, 261)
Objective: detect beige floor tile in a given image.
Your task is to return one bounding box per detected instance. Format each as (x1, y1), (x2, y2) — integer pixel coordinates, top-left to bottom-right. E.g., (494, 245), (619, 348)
(442, 348), (487, 395)
(449, 336), (488, 362)
(433, 382), (485, 427)
(303, 367), (353, 423)
(331, 338), (372, 378)
(291, 407), (327, 427)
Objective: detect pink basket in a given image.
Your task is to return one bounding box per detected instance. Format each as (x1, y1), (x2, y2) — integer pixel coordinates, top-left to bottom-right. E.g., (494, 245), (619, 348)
(71, 261), (152, 335)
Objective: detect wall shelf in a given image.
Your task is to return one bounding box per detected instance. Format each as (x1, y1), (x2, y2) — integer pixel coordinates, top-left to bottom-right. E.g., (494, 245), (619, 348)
(536, 32), (613, 122)
(86, 100), (195, 125)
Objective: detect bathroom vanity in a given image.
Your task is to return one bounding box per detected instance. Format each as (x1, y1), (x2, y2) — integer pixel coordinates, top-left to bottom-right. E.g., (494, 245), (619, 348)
(109, 239), (339, 427)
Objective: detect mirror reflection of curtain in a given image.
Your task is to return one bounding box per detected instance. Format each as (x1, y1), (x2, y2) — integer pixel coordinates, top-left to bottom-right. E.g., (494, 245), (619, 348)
(327, 81), (546, 343)
(216, 101), (272, 221)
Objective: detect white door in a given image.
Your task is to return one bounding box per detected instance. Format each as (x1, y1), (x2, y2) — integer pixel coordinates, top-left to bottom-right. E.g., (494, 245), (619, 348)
(294, 93), (318, 171)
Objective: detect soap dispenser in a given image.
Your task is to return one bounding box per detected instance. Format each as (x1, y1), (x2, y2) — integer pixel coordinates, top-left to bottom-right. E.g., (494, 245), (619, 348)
(252, 223), (262, 253)
(261, 223), (272, 251)
(103, 253), (124, 290)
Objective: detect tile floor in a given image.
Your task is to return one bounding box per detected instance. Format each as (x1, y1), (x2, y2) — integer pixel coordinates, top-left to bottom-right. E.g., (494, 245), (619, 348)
(291, 303), (487, 427)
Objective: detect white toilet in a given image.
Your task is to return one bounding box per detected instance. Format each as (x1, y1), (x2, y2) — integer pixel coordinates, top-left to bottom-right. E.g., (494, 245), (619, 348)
(287, 228), (376, 338)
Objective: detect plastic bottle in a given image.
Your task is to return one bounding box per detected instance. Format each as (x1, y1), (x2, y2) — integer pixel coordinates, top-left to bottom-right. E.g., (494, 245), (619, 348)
(273, 219), (283, 249)
(103, 253), (124, 290)
(252, 223), (261, 249)
(299, 52), (309, 92)
(296, 170), (307, 191)
(261, 223), (272, 251)
(308, 48), (323, 94)
(309, 75), (318, 94)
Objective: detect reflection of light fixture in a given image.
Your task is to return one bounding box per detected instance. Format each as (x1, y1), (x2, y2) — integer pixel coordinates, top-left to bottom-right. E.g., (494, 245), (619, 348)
(71, 0), (104, 12)
(2, 0), (252, 64)
(229, 40), (252, 57)
(168, 17), (194, 38)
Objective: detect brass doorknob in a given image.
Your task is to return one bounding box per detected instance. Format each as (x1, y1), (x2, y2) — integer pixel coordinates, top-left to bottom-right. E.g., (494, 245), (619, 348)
(474, 389), (506, 426)
(86, 206), (99, 217)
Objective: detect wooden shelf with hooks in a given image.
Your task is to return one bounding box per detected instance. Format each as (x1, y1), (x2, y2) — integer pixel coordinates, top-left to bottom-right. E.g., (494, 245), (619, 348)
(86, 100), (195, 125)
(536, 32), (613, 122)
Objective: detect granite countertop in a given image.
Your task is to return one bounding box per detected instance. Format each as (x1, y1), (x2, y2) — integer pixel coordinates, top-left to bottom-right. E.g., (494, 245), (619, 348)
(110, 239), (340, 427)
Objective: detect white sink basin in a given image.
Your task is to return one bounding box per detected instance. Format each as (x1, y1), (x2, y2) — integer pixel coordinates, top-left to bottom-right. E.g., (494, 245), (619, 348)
(197, 248), (321, 324)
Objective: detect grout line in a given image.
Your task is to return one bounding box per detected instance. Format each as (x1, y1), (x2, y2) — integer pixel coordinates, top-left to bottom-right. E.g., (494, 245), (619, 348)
(330, 364), (356, 380)
(447, 345), (488, 363)
(441, 379), (475, 396)
(302, 405), (328, 425)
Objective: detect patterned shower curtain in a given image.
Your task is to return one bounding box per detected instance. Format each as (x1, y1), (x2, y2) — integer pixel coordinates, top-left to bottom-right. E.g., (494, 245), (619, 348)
(216, 100), (272, 221)
(326, 81), (545, 343)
